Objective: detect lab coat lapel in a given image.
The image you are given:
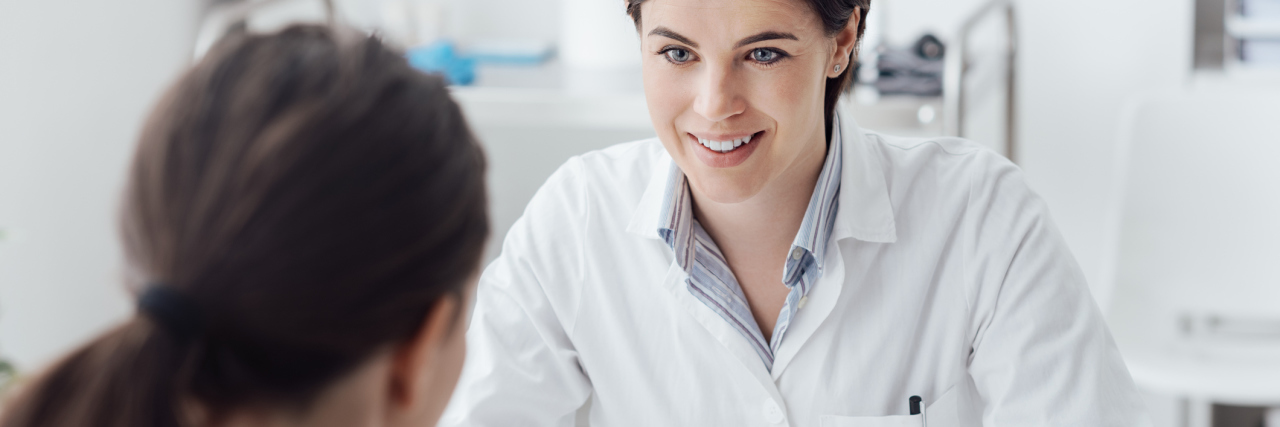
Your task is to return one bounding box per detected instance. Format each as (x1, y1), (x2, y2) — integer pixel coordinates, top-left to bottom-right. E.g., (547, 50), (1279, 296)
(660, 260), (784, 399)
(771, 105), (897, 379)
(634, 147), (781, 396)
(830, 101), (897, 243)
(770, 239), (847, 379)
(625, 149), (674, 240)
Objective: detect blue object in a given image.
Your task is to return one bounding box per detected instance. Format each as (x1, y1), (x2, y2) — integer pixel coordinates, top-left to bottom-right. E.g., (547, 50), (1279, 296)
(406, 40), (476, 86)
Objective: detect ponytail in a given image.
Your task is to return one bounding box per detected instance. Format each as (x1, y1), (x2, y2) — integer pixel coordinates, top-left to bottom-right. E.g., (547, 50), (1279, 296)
(2, 319), (193, 427)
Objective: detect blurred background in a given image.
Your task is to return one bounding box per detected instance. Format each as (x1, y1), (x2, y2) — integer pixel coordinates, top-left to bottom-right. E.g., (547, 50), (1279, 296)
(0, 0), (1278, 425)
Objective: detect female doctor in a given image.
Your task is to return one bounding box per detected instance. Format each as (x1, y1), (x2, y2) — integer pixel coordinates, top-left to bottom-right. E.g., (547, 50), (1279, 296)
(442, 0), (1150, 425)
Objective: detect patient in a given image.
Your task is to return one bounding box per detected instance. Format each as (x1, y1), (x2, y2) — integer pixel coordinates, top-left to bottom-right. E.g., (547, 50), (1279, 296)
(0, 25), (488, 427)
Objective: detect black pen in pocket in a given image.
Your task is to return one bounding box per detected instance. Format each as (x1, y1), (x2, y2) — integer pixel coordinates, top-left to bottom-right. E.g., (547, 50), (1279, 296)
(909, 395), (927, 427)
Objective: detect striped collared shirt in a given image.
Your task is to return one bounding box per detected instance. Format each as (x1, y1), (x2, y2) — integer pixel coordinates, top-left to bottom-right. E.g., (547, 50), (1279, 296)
(657, 116), (843, 371)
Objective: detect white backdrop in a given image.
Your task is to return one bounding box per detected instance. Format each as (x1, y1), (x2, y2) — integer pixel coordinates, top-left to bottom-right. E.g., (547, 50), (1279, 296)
(0, 0), (201, 370)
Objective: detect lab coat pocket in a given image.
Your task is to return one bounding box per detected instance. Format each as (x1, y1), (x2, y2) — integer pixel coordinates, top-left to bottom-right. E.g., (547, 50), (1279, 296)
(819, 385), (960, 427)
(818, 413), (921, 427)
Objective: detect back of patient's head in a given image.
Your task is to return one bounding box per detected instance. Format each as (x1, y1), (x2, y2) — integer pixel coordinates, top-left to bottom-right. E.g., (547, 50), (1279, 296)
(0, 25), (488, 427)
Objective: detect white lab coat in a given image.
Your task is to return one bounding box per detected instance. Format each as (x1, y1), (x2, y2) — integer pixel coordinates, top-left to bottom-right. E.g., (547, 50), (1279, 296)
(441, 112), (1150, 427)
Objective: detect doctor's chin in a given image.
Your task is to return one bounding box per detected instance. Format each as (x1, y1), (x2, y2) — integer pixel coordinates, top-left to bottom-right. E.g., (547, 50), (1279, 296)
(1, 0), (1278, 427)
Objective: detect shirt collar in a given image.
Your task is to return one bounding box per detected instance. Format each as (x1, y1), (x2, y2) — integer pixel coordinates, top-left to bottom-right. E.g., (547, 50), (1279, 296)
(656, 162), (696, 269)
(627, 103), (897, 244)
(784, 113), (844, 277)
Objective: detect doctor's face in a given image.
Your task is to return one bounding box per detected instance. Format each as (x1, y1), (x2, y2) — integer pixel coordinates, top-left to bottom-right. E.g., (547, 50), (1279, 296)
(640, 0), (837, 203)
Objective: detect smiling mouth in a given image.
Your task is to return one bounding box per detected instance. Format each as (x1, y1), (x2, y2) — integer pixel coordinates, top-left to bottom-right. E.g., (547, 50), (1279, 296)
(695, 131), (763, 153)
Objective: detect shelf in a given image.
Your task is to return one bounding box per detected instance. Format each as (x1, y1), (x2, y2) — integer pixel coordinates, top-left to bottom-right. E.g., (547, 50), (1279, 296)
(1226, 17), (1280, 39)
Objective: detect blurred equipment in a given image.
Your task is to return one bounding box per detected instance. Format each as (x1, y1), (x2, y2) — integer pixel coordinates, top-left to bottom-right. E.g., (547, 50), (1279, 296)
(1196, 0), (1280, 71)
(850, 0), (1017, 162)
(1243, 0), (1280, 15)
(942, 0), (1017, 161)
(914, 33), (947, 60)
(873, 34), (945, 97)
(1233, 0), (1280, 67)
(1241, 39), (1280, 66)
(1104, 87), (1280, 427)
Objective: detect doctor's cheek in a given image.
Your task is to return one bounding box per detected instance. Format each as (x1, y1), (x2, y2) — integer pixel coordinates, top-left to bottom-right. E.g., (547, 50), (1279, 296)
(644, 75), (695, 146)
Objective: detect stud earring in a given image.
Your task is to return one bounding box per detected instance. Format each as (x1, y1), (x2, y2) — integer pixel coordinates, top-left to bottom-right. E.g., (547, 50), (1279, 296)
(834, 64), (842, 73)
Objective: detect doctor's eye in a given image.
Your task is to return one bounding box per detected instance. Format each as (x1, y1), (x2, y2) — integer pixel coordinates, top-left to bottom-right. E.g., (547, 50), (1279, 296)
(659, 46), (696, 64)
(749, 48), (788, 65)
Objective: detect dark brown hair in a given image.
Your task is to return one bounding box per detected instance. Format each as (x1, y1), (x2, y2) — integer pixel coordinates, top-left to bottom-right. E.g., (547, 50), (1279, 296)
(625, 0), (871, 137)
(0, 25), (488, 427)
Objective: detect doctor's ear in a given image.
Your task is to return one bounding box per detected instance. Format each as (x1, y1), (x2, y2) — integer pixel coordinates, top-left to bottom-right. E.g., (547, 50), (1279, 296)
(829, 7), (862, 78)
(383, 294), (468, 424)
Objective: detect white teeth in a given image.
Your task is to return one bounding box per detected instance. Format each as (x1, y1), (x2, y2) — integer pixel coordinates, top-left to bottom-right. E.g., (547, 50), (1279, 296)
(696, 133), (755, 153)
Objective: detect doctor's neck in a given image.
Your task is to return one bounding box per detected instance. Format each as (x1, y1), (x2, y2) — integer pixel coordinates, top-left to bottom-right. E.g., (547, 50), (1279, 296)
(690, 140), (827, 260)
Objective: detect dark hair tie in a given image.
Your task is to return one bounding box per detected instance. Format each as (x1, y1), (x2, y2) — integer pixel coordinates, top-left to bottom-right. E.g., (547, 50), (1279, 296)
(138, 284), (203, 340)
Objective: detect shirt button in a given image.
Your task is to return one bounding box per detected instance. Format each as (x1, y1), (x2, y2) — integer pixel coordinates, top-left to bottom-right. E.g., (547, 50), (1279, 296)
(797, 296), (808, 309)
(790, 247), (804, 260)
(762, 399), (785, 424)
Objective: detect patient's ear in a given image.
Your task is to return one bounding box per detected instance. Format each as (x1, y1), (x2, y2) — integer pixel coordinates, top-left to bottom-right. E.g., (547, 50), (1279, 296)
(384, 294), (467, 426)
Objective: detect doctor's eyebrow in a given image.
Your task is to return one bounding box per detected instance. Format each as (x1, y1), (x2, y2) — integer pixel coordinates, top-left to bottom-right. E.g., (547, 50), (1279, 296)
(734, 31), (799, 48)
(648, 27), (698, 48)
(647, 27), (800, 49)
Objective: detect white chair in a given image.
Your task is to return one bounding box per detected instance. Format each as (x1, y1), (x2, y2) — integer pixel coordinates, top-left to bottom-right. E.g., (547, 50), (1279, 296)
(1103, 87), (1280, 427)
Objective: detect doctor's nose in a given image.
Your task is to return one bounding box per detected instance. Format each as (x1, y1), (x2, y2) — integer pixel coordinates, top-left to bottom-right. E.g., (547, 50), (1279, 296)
(692, 66), (746, 123)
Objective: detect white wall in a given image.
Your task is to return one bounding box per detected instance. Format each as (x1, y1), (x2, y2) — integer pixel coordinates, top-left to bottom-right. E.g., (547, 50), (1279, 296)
(1015, 0), (1193, 299)
(876, 0), (986, 45)
(1014, 5), (1194, 425)
(447, 0), (558, 43)
(0, 0), (200, 371)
